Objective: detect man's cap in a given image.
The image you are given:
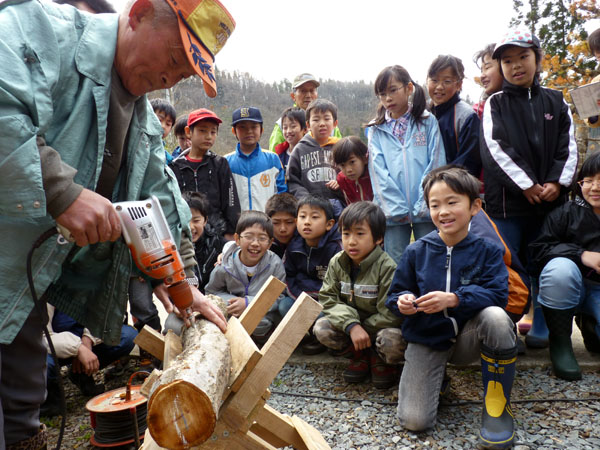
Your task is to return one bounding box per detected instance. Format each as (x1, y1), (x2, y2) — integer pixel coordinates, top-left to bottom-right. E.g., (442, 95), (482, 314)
(493, 29), (541, 59)
(164, 0), (235, 98)
(292, 73), (320, 90)
(232, 107), (263, 125)
(187, 108), (222, 127)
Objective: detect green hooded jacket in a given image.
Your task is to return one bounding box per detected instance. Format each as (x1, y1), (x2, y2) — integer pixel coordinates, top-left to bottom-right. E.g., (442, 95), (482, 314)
(319, 245), (401, 335)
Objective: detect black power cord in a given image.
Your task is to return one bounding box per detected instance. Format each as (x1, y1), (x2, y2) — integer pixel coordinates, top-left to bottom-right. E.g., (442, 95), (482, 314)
(26, 227), (67, 450)
(269, 389), (600, 407)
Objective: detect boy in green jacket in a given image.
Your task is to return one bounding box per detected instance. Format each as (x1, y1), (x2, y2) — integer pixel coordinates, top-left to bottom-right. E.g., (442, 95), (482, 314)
(314, 201), (404, 388)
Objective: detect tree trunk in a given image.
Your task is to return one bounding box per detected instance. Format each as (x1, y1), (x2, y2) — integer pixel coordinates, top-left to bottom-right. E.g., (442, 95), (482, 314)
(146, 312), (231, 449)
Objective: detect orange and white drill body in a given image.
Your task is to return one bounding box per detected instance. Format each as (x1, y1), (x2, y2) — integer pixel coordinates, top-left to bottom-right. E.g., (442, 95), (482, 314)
(114, 196), (193, 317)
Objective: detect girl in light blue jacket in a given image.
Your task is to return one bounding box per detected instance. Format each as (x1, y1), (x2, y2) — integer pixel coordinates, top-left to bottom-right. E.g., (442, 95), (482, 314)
(366, 65), (446, 264)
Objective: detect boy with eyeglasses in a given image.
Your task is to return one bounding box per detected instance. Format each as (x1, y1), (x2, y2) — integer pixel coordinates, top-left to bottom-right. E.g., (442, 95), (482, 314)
(205, 210), (285, 345)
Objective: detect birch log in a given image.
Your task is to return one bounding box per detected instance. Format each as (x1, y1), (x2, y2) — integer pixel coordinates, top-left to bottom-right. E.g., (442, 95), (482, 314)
(146, 311), (231, 449)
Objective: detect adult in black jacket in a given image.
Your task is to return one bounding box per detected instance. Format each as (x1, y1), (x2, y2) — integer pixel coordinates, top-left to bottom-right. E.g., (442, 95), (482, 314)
(529, 152), (600, 381)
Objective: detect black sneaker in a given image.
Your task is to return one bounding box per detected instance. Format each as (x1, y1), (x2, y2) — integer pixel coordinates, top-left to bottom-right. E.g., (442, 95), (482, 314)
(576, 313), (600, 354)
(301, 335), (326, 355)
(68, 370), (105, 397)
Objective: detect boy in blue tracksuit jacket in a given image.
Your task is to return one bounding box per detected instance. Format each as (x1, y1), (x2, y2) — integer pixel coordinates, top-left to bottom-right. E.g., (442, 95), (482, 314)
(386, 166), (516, 449)
(226, 107), (287, 212)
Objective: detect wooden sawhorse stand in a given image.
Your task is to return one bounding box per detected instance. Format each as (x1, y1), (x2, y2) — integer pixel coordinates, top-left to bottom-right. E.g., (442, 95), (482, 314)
(137, 276), (331, 449)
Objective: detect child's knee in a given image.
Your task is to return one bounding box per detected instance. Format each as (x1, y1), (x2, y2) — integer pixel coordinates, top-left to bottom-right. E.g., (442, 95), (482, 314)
(478, 307), (515, 348)
(397, 403), (436, 432)
(313, 317), (347, 350)
(539, 257), (582, 308)
(376, 328), (406, 364)
(254, 317), (274, 337)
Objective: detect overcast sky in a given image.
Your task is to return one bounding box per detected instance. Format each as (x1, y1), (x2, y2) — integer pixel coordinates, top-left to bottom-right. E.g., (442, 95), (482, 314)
(110, 0), (600, 102)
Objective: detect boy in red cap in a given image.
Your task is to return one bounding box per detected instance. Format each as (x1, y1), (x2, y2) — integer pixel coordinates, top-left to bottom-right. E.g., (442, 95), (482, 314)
(170, 109), (241, 240)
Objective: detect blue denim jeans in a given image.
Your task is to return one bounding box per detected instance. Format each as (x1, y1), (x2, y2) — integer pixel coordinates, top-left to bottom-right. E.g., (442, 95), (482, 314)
(384, 221), (436, 265)
(492, 216), (543, 272)
(538, 258), (600, 325)
(396, 306), (515, 431)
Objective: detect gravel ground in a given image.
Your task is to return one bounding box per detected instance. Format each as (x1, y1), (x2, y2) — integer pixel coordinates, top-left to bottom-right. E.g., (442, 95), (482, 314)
(45, 359), (600, 449)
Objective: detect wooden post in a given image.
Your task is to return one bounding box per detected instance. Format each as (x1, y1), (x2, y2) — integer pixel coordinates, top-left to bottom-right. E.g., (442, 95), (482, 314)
(221, 293), (322, 431)
(238, 276), (285, 334)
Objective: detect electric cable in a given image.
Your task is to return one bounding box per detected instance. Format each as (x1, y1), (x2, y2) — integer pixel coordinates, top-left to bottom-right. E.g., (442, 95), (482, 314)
(26, 227), (66, 450)
(269, 389), (600, 407)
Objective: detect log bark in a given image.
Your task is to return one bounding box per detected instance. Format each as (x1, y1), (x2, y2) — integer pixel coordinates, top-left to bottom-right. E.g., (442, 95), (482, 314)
(146, 309), (231, 449)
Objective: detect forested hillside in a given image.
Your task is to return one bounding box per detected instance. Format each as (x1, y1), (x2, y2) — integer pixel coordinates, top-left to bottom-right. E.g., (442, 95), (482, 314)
(150, 68), (378, 155)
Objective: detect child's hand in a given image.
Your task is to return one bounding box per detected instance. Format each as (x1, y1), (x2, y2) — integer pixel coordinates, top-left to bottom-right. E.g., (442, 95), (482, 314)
(414, 291), (459, 314)
(581, 251), (600, 274)
(523, 184), (544, 204)
(349, 324), (371, 351)
(216, 252), (224, 265)
(397, 293), (418, 315)
(326, 180), (339, 190)
(540, 182), (560, 202)
(226, 297), (246, 317)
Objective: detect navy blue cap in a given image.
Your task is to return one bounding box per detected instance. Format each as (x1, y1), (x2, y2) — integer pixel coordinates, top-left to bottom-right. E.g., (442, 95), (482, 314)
(232, 107), (263, 126)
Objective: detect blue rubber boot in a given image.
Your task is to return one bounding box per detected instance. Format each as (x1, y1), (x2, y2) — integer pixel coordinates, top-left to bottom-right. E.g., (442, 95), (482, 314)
(525, 295), (549, 349)
(479, 344), (517, 449)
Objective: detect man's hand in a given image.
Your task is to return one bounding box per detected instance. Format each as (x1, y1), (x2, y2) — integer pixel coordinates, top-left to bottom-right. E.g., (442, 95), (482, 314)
(192, 288), (227, 332)
(397, 293), (418, 315)
(349, 324), (371, 351)
(540, 182), (560, 202)
(582, 251), (600, 274)
(153, 284), (174, 314)
(74, 339), (99, 376)
(414, 291), (459, 314)
(226, 297), (246, 319)
(56, 188), (121, 247)
(523, 184), (544, 205)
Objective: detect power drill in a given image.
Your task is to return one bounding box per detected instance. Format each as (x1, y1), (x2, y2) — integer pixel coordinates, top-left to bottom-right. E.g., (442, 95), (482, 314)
(57, 196), (194, 318)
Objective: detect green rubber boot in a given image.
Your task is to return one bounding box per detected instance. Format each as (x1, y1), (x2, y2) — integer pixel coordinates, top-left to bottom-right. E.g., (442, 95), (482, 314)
(479, 344), (517, 449)
(541, 306), (582, 381)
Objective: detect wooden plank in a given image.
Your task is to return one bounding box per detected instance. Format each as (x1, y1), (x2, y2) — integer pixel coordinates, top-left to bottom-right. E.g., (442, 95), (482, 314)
(222, 293), (322, 429)
(134, 326), (165, 360)
(250, 404), (309, 450)
(140, 429), (165, 449)
(238, 276), (285, 334)
(140, 369), (162, 398)
(223, 317), (261, 396)
(163, 329), (183, 369)
(291, 416), (331, 450)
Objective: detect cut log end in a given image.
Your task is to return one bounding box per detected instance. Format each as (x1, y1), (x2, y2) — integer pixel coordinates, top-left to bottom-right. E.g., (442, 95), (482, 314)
(147, 380), (216, 449)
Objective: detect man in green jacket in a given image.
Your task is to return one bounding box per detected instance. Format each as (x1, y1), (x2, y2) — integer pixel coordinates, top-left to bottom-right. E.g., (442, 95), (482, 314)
(0, 0), (234, 447)
(268, 73), (343, 152)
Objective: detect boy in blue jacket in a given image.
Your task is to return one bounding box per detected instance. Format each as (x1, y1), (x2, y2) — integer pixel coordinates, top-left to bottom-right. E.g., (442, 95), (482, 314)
(285, 194), (342, 353)
(386, 166), (516, 449)
(226, 107), (287, 212)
